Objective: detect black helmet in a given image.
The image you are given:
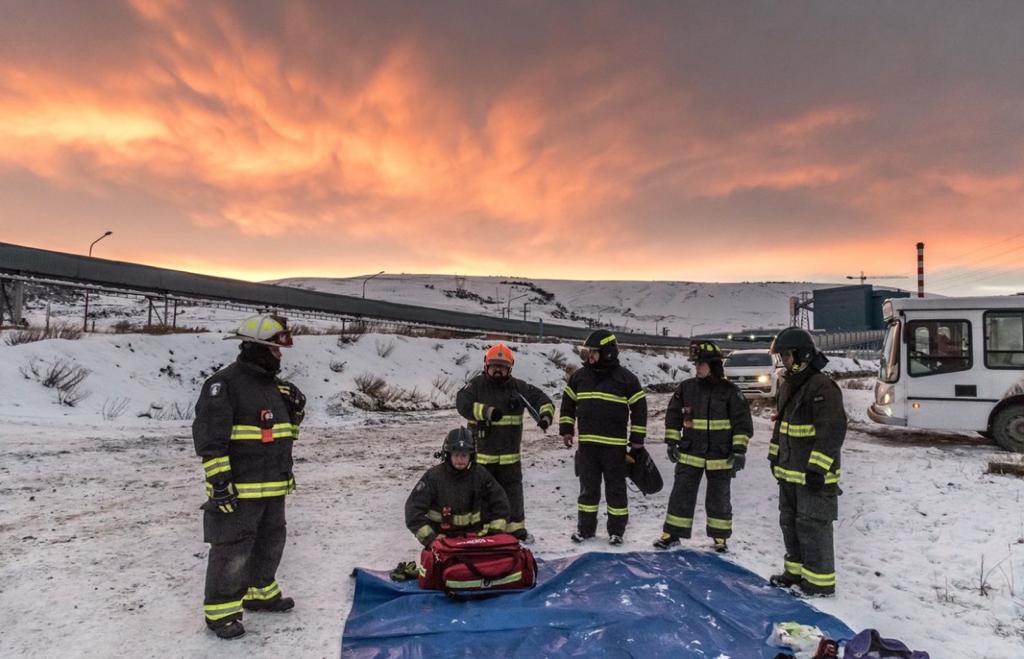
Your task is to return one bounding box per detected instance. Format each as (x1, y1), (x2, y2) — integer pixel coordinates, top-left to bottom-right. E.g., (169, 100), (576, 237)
(441, 427), (476, 461)
(770, 327), (818, 367)
(582, 329), (619, 365)
(689, 340), (723, 363)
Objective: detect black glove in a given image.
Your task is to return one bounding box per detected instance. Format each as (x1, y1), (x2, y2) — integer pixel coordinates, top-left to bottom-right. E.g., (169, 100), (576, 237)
(487, 406), (503, 422)
(210, 482), (238, 513)
(538, 416), (551, 431)
(666, 442), (680, 464)
(730, 454), (746, 477)
(804, 471), (825, 492)
(278, 381), (306, 422)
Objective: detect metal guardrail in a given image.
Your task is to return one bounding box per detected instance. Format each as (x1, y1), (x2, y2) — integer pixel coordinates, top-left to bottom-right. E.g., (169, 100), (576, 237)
(815, 330), (886, 351)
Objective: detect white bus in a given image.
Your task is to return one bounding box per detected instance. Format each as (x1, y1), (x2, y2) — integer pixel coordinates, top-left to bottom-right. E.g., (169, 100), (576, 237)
(868, 296), (1024, 452)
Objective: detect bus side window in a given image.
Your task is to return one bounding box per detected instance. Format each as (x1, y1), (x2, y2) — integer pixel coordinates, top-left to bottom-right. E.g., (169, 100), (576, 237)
(985, 312), (1024, 369)
(907, 319), (971, 377)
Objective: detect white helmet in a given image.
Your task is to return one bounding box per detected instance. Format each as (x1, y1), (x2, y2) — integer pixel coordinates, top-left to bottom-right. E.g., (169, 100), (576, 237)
(225, 314), (293, 347)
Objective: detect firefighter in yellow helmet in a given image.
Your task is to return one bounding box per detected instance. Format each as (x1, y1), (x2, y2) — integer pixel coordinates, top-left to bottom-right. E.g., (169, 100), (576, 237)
(456, 343), (554, 544)
(192, 314), (306, 640)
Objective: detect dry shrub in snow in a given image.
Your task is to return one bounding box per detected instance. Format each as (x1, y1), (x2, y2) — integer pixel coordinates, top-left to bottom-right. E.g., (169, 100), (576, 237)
(140, 401), (194, 420)
(336, 322), (369, 346)
(354, 373), (387, 398)
(4, 323), (83, 345)
(454, 353), (470, 366)
(547, 350), (568, 370)
(102, 397), (131, 420)
(329, 360), (347, 373)
(431, 375), (458, 398)
(351, 374), (430, 411)
(20, 357), (91, 405)
(375, 339), (396, 358)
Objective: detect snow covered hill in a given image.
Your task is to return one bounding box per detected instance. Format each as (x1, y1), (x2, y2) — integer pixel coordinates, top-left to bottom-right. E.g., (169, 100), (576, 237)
(275, 274), (845, 336)
(17, 275), (873, 338)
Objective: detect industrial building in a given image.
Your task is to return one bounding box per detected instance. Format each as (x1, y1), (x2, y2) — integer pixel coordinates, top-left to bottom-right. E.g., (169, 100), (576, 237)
(813, 285), (910, 331)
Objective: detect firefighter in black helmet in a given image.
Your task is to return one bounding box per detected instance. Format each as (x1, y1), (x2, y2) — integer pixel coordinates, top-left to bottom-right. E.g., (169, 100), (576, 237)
(405, 428), (511, 548)
(655, 340), (753, 552)
(559, 329), (647, 545)
(767, 327), (847, 596)
(192, 314), (306, 640)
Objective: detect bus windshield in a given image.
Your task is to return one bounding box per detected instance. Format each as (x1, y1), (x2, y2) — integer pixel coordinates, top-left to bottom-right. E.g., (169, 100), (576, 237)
(879, 321), (900, 383)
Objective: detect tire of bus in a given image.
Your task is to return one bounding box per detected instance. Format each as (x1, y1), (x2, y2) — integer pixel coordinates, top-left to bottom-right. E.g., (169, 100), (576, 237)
(992, 405), (1024, 453)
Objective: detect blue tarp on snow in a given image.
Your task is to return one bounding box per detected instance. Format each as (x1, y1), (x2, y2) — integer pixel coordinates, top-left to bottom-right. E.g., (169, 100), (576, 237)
(342, 550), (853, 658)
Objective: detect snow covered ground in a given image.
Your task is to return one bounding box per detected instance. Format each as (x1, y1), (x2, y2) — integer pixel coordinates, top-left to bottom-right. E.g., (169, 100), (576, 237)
(1, 330), (1021, 658)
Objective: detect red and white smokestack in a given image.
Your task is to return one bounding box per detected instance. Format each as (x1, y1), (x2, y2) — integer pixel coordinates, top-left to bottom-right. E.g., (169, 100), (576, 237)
(916, 242), (925, 298)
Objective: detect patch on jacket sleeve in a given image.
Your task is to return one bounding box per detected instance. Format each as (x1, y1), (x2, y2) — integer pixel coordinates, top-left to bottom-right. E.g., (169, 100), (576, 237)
(812, 394), (825, 403)
(414, 479), (427, 492)
(208, 382), (223, 397)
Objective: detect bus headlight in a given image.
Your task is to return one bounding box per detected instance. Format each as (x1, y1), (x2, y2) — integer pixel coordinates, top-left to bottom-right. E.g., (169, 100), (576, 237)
(757, 374), (770, 384)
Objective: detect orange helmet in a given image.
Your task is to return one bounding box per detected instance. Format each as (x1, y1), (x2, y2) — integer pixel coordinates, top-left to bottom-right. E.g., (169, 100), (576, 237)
(484, 343), (515, 368)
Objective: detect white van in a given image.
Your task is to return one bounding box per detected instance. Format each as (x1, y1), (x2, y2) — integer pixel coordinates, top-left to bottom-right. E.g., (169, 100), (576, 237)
(723, 349), (782, 398)
(868, 296), (1024, 452)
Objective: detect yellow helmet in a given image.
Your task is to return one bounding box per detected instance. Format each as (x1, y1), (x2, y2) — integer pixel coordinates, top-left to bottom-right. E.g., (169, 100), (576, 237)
(225, 314), (293, 347)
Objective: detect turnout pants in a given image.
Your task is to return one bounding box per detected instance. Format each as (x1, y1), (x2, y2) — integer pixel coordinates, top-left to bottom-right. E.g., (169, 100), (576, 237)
(202, 497), (287, 628)
(662, 464), (733, 539)
(778, 481), (837, 592)
(576, 443), (629, 537)
(482, 461), (527, 537)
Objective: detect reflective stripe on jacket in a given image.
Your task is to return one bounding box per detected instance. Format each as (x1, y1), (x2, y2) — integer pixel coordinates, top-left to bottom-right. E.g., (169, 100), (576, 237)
(769, 370), (846, 486)
(664, 377), (752, 469)
(559, 363), (647, 446)
(404, 462), (511, 545)
(456, 374), (554, 461)
(193, 358), (302, 498)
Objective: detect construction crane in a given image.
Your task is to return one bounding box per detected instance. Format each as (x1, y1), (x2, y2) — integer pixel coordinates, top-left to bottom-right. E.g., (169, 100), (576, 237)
(846, 271), (909, 285)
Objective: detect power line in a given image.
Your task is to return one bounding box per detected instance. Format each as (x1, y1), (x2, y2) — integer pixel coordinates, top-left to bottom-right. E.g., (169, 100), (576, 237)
(926, 241), (1024, 287)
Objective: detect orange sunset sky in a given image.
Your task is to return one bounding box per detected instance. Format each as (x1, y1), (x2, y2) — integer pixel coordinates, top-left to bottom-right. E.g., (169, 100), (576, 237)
(1, 1), (1022, 296)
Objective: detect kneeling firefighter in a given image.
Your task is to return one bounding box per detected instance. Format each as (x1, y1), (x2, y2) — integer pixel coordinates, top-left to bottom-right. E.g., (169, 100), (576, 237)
(656, 340), (753, 552)
(405, 427), (512, 547)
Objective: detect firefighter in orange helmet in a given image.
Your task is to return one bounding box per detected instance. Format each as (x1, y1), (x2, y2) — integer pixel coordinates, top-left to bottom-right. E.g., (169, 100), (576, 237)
(455, 343), (554, 544)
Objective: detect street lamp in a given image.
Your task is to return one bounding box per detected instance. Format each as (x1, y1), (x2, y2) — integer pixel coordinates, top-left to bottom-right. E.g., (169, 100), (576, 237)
(89, 230), (113, 257)
(362, 271), (385, 299)
(83, 230), (113, 332)
(688, 322), (706, 337)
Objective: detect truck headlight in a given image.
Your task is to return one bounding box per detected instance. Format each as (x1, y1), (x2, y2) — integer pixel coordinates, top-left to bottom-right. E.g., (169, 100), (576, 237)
(757, 374), (770, 384)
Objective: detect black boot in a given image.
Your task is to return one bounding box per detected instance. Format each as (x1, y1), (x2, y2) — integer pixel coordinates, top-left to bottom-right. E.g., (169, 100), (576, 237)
(769, 572), (801, 588)
(797, 579), (835, 597)
(653, 534), (680, 550)
(243, 596), (295, 612)
(712, 538), (728, 553)
(210, 620), (245, 640)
